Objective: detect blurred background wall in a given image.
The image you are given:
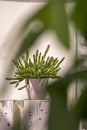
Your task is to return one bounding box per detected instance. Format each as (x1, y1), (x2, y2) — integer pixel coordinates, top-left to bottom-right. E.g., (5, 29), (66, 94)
(0, 1), (76, 100)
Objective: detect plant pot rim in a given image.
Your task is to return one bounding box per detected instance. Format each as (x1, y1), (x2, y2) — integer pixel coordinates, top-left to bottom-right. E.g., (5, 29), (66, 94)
(28, 76), (61, 79)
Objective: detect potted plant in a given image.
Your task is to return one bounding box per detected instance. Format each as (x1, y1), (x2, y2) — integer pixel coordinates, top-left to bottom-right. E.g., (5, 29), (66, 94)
(6, 45), (65, 99)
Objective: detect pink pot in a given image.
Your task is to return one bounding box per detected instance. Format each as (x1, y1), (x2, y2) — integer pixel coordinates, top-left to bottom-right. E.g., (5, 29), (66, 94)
(26, 78), (49, 100)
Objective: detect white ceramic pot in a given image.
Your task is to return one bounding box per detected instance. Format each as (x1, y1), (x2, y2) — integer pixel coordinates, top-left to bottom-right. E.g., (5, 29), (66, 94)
(26, 78), (49, 100)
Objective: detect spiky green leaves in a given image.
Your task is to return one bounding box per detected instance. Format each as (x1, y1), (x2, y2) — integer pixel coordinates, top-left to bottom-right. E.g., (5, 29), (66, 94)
(6, 44), (65, 90)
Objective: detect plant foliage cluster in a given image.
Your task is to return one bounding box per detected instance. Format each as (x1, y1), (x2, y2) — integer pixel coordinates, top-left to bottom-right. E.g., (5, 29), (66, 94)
(6, 44), (64, 90)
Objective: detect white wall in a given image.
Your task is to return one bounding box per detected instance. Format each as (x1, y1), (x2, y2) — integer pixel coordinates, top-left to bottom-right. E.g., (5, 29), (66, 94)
(0, 1), (76, 100)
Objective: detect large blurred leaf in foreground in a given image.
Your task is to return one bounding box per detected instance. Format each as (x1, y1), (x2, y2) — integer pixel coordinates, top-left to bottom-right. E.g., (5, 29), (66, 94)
(72, 0), (87, 40)
(35, 0), (70, 48)
(47, 80), (78, 130)
(15, 0), (69, 58)
(47, 67), (87, 130)
(73, 85), (87, 119)
(16, 27), (45, 58)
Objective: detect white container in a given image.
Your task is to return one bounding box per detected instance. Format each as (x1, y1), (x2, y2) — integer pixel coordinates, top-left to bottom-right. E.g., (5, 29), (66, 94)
(26, 78), (49, 100)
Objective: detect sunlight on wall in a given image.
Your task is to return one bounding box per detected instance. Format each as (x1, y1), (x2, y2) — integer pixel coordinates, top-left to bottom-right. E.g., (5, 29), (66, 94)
(0, 1), (76, 100)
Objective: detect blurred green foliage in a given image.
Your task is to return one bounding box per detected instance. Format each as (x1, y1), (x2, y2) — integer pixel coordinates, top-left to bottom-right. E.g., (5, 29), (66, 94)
(2, 0), (87, 130)
(15, 0), (70, 58)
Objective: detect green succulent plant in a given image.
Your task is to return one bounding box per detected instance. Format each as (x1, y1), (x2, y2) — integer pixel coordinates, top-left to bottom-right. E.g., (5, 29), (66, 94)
(6, 44), (65, 90)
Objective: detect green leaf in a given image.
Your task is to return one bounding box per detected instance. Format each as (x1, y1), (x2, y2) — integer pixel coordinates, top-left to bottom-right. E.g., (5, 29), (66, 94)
(72, 0), (87, 40)
(47, 80), (79, 130)
(72, 85), (87, 119)
(14, 0), (69, 59)
(18, 85), (26, 90)
(35, 0), (70, 48)
(16, 28), (45, 58)
(43, 44), (50, 59)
